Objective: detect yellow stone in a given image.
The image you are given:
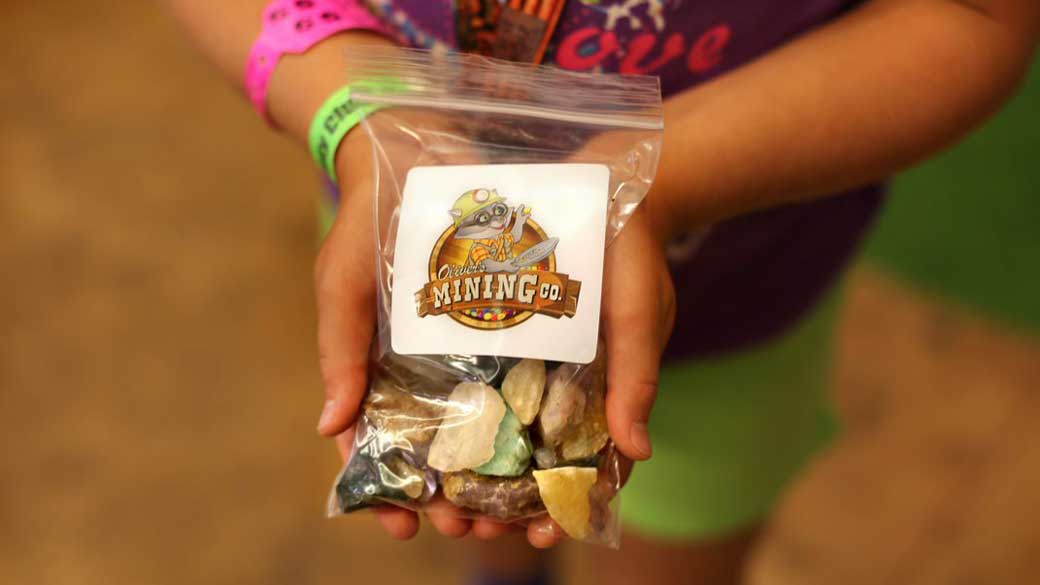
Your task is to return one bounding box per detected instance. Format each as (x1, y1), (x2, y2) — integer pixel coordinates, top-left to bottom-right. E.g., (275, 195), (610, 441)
(558, 383), (609, 461)
(501, 359), (546, 425)
(532, 467), (598, 540)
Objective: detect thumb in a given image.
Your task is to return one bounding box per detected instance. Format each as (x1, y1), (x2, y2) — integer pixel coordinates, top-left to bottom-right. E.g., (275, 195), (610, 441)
(603, 310), (661, 461)
(599, 207), (672, 462)
(314, 255), (376, 437)
(314, 194), (378, 437)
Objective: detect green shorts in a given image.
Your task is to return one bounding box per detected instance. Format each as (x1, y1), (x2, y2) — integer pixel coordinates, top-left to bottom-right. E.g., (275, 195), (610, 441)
(620, 292), (841, 539)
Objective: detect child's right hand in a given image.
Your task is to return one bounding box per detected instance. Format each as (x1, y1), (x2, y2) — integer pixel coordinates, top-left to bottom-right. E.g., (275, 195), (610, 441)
(313, 122), (527, 543)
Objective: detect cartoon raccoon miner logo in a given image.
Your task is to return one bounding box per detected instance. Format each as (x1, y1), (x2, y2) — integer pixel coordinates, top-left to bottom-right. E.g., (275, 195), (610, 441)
(415, 188), (582, 330)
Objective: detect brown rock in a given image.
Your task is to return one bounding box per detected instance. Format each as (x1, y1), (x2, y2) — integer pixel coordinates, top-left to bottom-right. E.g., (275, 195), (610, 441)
(441, 470), (545, 521)
(364, 375), (450, 448)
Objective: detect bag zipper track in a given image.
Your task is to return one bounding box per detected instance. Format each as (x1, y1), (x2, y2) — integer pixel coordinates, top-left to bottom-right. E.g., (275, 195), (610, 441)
(349, 91), (664, 131)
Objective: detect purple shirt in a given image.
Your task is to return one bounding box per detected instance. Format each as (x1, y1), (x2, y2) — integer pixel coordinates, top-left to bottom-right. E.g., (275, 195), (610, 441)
(366, 0), (883, 358)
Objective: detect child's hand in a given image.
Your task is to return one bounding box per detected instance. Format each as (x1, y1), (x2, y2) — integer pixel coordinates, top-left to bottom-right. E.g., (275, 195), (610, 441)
(602, 205), (675, 463)
(314, 108), (459, 438)
(526, 205), (675, 549)
(313, 128), (379, 440)
(313, 126), (527, 543)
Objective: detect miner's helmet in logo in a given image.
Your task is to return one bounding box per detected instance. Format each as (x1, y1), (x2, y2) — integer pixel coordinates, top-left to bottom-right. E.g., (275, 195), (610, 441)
(449, 188), (506, 228)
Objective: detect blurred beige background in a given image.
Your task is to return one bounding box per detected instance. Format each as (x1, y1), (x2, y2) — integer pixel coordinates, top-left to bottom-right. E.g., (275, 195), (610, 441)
(3, 2), (1039, 584)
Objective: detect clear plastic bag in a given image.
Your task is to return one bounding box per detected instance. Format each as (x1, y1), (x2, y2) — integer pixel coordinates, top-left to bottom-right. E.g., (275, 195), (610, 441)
(326, 47), (662, 547)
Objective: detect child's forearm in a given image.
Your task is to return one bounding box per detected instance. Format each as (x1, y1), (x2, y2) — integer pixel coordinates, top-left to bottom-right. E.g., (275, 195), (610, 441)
(650, 0), (1040, 237)
(164, 0), (394, 145)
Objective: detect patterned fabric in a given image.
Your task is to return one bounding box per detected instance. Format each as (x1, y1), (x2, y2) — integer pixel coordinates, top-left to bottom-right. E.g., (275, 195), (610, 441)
(358, 0), (882, 358)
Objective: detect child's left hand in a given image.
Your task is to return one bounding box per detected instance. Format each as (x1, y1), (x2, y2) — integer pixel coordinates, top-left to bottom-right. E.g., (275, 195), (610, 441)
(528, 204), (676, 548)
(601, 205), (676, 464)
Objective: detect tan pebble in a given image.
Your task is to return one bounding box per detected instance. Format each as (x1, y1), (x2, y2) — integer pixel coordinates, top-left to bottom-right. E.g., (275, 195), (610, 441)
(502, 359), (546, 425)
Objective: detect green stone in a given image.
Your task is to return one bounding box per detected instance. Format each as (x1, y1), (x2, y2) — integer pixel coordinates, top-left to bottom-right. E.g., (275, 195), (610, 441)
(473, 405), (533, 477)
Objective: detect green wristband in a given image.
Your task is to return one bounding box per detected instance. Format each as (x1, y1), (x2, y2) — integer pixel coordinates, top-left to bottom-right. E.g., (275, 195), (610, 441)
(308, 85), (382, 184)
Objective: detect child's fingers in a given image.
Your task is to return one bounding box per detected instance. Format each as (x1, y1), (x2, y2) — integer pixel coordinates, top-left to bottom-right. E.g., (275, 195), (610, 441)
(526, 516), (565, 548)
(603, 312), (659, 462)
(375, 507), (420, 540)
(472, 518), (517, 540)
(313, 198), (378, 437)
(314, 277), (373, 436)
(314, 270), (373, 436)
(424, 499), (473, 538)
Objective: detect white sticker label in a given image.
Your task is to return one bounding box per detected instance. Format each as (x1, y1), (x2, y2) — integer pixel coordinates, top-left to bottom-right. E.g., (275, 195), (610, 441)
(390, 163), (609, 364)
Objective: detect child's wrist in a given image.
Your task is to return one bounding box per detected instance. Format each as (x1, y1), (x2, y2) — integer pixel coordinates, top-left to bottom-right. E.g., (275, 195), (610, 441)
(333, 123), (375, 195)
(645, 189), (686, 246)
(266, 32), (393, 146)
